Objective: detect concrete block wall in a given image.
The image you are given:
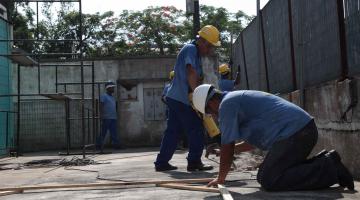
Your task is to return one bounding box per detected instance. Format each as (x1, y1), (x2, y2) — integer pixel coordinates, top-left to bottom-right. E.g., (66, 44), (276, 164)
(14, 56), (219, 151)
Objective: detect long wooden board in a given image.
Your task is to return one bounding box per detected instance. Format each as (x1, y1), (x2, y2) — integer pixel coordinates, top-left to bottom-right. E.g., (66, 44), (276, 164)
(0, 178), (213, 192)
(0, 190), (23, 197)
(218, 184), (234, 200)
(157, 183), (219, 193)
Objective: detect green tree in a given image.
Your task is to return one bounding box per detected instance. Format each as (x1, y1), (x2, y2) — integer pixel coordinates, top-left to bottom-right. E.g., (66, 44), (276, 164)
(117, 6), (187, 56)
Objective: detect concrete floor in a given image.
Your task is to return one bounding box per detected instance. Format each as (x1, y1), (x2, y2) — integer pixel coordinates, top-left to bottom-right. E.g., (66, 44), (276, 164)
(0, 148), (359, 200)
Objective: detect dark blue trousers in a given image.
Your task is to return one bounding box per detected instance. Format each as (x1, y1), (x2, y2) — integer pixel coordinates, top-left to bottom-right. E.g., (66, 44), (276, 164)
(155, 98), (204, 166)
(97, 119), (119, 147)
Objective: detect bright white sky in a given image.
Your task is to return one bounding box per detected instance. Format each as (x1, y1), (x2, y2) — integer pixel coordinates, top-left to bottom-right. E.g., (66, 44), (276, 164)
(81, 0), (270, 16)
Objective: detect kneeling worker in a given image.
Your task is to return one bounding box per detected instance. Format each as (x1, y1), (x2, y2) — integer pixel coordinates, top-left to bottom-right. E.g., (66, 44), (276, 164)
(192, 84), (354, 191)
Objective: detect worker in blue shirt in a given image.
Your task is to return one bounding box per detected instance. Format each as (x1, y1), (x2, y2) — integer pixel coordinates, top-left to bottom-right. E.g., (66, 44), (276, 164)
(154, 25), (221, 172)
(218, 63), (240, 92)
(96, 81), (120, 150)
(192, 84), (354, 191)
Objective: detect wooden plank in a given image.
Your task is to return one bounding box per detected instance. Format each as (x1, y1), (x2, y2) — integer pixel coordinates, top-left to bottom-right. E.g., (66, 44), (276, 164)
(0, 178), (213, 192)
(157, 183), (220, 193)
(0, 190), (23, 197)
(218, 184), (234, 200)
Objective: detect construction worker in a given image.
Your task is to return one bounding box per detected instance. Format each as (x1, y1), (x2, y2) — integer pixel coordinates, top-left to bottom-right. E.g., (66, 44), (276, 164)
(96, 81), (121, 150)
(154, 25), (221, 171)
(218, 63), (240, 91)
(192, 84), (354, 191)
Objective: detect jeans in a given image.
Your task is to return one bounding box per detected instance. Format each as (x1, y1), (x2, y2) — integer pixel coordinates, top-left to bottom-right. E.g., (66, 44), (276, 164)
(155, 97), (204, 166)
(97, 119), (119, 147)
(257, 120), (338, 191)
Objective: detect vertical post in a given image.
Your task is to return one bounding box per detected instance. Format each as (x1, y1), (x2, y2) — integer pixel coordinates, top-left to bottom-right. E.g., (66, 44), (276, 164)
(298, 0), (305, 108)
(16, 64), (20, 156)
(36, 2), (40, 94)
(287, 0), (297, 91)
(337, 0), (349, 80)
(37, 63), (41, 94)
(55, 65), (58, 93)
(79, 0), (85, 159)
(6, 112), (9, 148)
(240, 34), (249, 89)
(193, 0), (200, 39)
(259, 11), (270, 92)
(65, 99), (70, 155)
(87, 109), (90, 144)
(257, 0), (262, 90)
(230, 32), (233, 78)
(95, 98), (99, 149)
(91, 62), (96, 150)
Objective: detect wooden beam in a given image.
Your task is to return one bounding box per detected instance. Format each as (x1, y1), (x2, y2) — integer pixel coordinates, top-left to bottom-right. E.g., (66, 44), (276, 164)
(0, 190), (23, 197)
(0, 178), (213, 192)
(157, 183), (219, 193)
(218, 184), (234, 200)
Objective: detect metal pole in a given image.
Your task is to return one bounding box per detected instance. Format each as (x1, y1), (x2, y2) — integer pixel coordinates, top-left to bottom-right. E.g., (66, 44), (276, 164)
(38, 62), (41, 93)
(259, 10), (270, 92)
(65, 99), (70, 155)
(16, 64), (20, 156)
(298, 0), (305, 108)
(92, 62), (96, 150)
(55, 65), (58, 93)
(6, 112), (9, 148)
(257, 0), (262, 90)
(240, 34), (250, 89)
(336, 0), (349, 80)
(36, 1), (41, 93)
(79, 0), (86, 159)
(87, 109), (90, 143)
(95, 99), (99, 149)
(287, 0), (297, 91)
(193, 0), (200, 39)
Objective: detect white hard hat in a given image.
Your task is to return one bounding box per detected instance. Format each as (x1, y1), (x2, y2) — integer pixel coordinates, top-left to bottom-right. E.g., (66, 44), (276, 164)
(193, 84), (213, 114)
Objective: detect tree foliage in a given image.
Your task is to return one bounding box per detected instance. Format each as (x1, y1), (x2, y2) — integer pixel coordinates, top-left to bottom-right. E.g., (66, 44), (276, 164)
(8, 3), (252, 61)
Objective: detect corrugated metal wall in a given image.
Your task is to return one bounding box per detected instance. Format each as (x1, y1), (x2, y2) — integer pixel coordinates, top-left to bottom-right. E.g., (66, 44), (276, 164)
(262, 0), (294, 93)
(345, 0), (360, 75)
(232, 0), (359, 94)
(0, 17), (13, 156)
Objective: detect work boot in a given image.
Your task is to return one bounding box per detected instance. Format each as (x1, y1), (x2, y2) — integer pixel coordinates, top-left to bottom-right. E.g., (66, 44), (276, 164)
(326, 150), (354, 191)
(155, 163), (178, 172)
(187, 162), (213, 172)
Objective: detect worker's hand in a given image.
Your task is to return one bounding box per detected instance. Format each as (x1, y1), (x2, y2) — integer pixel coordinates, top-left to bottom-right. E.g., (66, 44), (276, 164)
(207, 177), (225, 187)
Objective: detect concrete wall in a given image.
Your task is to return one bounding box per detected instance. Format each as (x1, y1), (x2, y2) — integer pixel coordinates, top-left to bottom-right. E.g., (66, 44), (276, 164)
(14, 55), (219, 151)
(281, 78), (360, 179)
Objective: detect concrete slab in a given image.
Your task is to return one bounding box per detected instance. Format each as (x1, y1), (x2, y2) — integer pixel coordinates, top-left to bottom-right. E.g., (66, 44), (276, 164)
(0, 148), (359, 200)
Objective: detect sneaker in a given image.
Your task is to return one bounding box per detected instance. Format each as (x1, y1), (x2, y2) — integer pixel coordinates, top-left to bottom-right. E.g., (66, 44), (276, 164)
(155, 164), (178, 172)
(187, 162), (213, 172)
(326, 150), (354, 190)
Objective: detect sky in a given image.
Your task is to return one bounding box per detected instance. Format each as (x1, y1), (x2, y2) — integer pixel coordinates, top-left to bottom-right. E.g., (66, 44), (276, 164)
(81, 0), (270, 16)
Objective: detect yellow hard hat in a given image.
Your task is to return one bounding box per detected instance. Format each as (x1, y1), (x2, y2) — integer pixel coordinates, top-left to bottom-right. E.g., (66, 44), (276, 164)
(169, 70), (175, 80)
(218, 64), (230, 75)
(198, 25), (221, 47)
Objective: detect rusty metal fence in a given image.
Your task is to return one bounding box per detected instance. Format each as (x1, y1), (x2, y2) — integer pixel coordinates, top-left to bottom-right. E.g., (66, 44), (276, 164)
(232, 0), (360, 94)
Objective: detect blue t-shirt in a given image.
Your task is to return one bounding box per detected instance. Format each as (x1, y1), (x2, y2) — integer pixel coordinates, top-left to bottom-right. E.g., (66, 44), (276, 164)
(218, 78), (235, 91)
(166, 42), (202, 105)
(219, 91), (312, 150)
(100, 93), (117, 119)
